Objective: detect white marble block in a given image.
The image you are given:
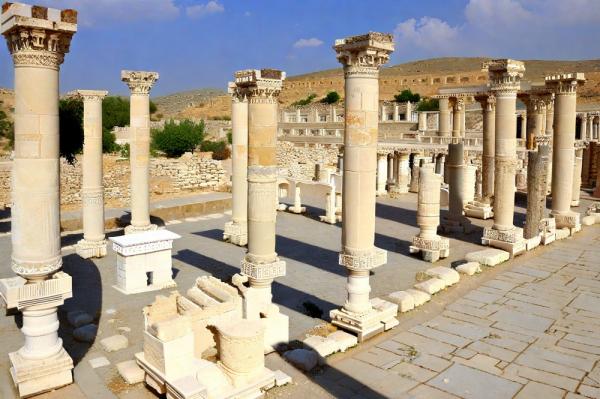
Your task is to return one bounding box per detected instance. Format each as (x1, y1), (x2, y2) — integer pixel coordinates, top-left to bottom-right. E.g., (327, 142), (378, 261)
(110, 230), (180, 295)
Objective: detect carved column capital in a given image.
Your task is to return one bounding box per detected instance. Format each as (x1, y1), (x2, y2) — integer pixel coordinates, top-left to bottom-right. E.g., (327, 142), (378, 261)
(545, 73), (586, 96)
(234, 69), (285, 104)
(486, 59), (525, 94)
(121, 70), (159, 95)
(334, 32), (394, 77)
(69, 89), (108, 102)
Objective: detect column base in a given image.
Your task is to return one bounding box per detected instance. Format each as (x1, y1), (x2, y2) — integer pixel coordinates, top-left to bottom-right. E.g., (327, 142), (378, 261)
(319, 214), (342, 225)
(125, 223), (158, 235)
(9, 348), (73, 398)
(552, 211), (581, 235)
(75, 239), (107, 259)
(481, 226), (526, 257)
(276, 204), (288, 211)
(540, 218), (556, 245)
(223, 221), (248, 246)
(571, 200), (580, 207)
(287, 206), (306, 214)
(441, 215), (473, 234)
(464, 201), (494, 220)
(409, 236), (450, 263)
(330, 298), (398, 342)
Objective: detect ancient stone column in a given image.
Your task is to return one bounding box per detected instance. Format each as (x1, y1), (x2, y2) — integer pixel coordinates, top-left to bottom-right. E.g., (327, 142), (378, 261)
(521, 94), (545, 150)
(223, 81), (248, 246)
(410, 168), (449, 262)
(524, 143), (550, 239)
(330, 33), (398, 341)
(460, 102), (466, 137)
(409, 158), (424, 193)
(438, 97), (450, 137)
(520, 113), (527, 141)
(386, 153), (394, 186)
(572, 146), (584, 207)
(547, 73), (586, 233)
(390, 152), (409, 197)
(544, 95), (555, 193)
(580, 114), (587, 141)
(418, 111), (427, 132)
(482, 59), (526, 256)
(234, 69), (288, 351)
(451, 97), (463, 138)
(0, 4), (77, 396)
(435, 154), (445, 177)
(74, 90), (108, 259)
(376, 152), (388, 196)
(122, 70), (159, 234)
(442, 142), (471, 233)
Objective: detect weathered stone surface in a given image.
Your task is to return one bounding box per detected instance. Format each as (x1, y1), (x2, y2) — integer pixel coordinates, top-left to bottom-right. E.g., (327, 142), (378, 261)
(284, 349), (318, 371)
(465, 249), (510, 266)
(407, 289), (432, 307)
(88, 356), (110, 369)
(100, 334), (129, 352)
(327, 330), (358, 352)
(429, 363), (522, 398)
(556, 228), (570, 240)
(116, 360), (145, 384)
(303, 335), (338, 359)
(415, 278), (446, 295)
(456, 262), (481, 276)
(388, 291), (416, 312)
(426, 267), (460, 286)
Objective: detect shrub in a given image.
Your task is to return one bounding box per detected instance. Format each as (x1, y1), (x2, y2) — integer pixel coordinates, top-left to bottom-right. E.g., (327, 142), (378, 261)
(416, 98), (439, 111)
(394, 89), (420, 103)
(59, 98), (84, 164)
(321, 91), (340, 104)
(119, 143), (130, 158)
(102, 96), (130, 133)
(200, 139), (230, 160)
(226, 130), (232, 144)
(149, 100), (158, 114)
(291, 93), (316, 107)
(0, 110), (13, 148)
(151, 119), (205, 157)
(102, 129), (119, 153)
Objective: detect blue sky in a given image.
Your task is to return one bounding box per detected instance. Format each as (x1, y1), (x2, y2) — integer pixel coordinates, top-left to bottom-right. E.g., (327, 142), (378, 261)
(1, 0), (599, 96)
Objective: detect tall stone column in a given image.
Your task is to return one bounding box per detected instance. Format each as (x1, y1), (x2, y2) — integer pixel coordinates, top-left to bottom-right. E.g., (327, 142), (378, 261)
(233, 69), (288, 352)
(0, 4), (77, 397)
(520, 113), (527, 140)
(524, 143), (550, 239)
(376, 152), (388, 196)
(544, 95), (555, 193)
(571, 146), (584, 207)
(442, 142), (472, 233)
(223, 81), (248, 246)
(580, 114), (587, 141)
(386, 153), (394, 186)
(460, 102), (466, 137)
(438, 97), (450, 137)
(547, 73), (586, 234)
(390, 152), (409, 197)
(330, 33), (398, 341)
(122, 70), (159, 234)
(451, 97), (463, 138)
(74, 90), (108, 259)
(521, 94), (545, 150)
(418, 111), (427, 132)
(482, 59), (526, 256)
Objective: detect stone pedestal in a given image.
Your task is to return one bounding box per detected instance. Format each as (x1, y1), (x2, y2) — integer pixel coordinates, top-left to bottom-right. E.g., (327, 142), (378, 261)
(72, 90), (109, 258)
(223, 81), (248, 246)
(122, 70), (159, 234)
(438, 97), (451, 136)
(547, 73), (586, 234)
(410, 168), (449, 262)
(233, 69), (289, 353)
(1, 4), (77, 396)
(110, 230), (180, 295)
(376, 152), (388, 196)
(287, 185), (306, 214)
(571, 147), (583, 207)
(320, 185), (341, 224)
(442, 143), (472, 233)
(329, 33), (398, 342)
(524, 144), (550, 240)
(481, 59), (526, 257)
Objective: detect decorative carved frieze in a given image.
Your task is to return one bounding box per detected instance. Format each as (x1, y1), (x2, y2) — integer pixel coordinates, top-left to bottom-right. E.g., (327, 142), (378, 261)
(545, 73), (586, 95)
(234, 69), (285, 102)
(121, 70), (159, 95)
(334, 32), (394, 71)
(339, 247), (387, 271)
(486, 59), (525, 93)
(483, 226), (523, 243)
(240, 258), (286, 280)
(12, 256), (62, 278)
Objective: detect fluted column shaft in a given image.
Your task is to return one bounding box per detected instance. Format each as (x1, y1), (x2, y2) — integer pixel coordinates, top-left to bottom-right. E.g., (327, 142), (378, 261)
(438, 97), (450, 137)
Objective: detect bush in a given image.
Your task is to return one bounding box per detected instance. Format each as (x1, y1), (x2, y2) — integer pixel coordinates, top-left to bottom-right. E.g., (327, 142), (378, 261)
(149, 100), (158, 114)
(59, 98), (84, 164)
(210, 115), (231, 121)
(200, 140), (230, 160)
(102, 96), (130, 133)
(416, 98), (439, 111)
(119, 143), (130, 158)
(102, 128), (119, 153)
(394, 89), (420, 103)
(321, 91), (340, 104)
(212, 146), (231, 160)
(151, 119), (205, 157)
(0, 110), (13, 148)
(291, 93), (316, 107)
(226, 130), (232, 144)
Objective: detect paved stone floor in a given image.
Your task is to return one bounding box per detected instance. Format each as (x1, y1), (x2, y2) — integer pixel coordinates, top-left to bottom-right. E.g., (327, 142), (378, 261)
(0, 191), (597, 398)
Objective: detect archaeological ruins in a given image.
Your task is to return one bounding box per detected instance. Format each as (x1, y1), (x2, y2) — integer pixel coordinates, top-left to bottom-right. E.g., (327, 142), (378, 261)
(1, 2), (600, 399)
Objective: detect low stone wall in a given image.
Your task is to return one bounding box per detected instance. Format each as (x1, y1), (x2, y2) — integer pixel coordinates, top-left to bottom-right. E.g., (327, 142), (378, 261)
(0, 154), (228, 208)
(277, 141), (339, 180)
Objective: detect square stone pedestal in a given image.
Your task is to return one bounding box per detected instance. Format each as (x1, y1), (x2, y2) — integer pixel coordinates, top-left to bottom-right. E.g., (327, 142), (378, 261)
(464, 201), (494, 220)
(410, 236), (450, 263)
(552, 211), (581, 236)
(223, 221), (248, 246)
(330, 298), (398, 342)
(9, 348), (73, 398)
(110, 229), (180, 295)
(482, 226), (526, 257)
(75, 238), (107, 259)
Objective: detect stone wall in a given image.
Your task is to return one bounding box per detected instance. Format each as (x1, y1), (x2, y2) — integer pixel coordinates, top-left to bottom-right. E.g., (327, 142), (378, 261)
(277, 141), (339, 180)
(0, 154), (227, 208)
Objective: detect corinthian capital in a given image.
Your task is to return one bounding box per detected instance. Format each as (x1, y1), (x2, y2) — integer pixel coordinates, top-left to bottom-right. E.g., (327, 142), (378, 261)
(545, 73), (586, 95)
(486, 59), (525, 94)
(234, 69), (285, 102)
(334, 32), (394, 73)
(228, 81), (248, 103)
(121, 70), (159, 95)
(1, 2), (77, 69)
(69, 89), (108, 102)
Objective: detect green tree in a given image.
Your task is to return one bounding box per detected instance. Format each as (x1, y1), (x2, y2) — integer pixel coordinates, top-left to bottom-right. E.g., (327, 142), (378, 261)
(291, 93), (317, 107)
(59, 98), (84, 164)
(416, 98), (439, 111)
(226, 129), (232, 144)
(0, 109), (14, 149)
(151, 119), (205, 157)
(200, 139), (230, 160)
(102, 96), (130, 132)
(321, 91), (340, 104)
(394, 89), (420, 103)
(149, 100), (158, 114)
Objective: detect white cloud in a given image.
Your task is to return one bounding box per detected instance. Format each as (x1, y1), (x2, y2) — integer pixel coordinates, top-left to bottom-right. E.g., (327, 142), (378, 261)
(394, 17), (460, 55)
(36, 0), (180, 26)
(186, 1), (224, 19)
(465, 0), (531, 33)
(293, 38), (324, 49)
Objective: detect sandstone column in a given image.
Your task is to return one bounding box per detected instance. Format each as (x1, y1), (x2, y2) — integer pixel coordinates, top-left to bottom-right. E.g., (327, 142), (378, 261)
(460, 102), (466, 137)
(376, 151), (388, 196)
(451, 97), (463, 138)
(330, 33), (398, 341)
(74, 90), (108, 259)
(122, 70), (159, 234)
(410, 168), (449, 262)
(418, 111), (427, 132)
(580, 114), (587, 141)
(520, 112), (527, 140)
(386, 153), (394, 187)
(521, 94), (544, 150)
(547, 73), (586, 234)
(438, 97), (450, 137)
(571, 145), (584, 207)
(524, 143), (550, 239)
(390, 152), (409, 197)
(442, 142), (471, 233)
(482, 59), (526, 256)
(0, 4), (77, 396)
(234, 69), (288, 351)
(224, 81), (248, 246)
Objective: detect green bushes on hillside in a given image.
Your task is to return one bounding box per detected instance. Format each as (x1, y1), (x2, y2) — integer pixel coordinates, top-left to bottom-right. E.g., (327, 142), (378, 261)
(151, 119), (205, 157)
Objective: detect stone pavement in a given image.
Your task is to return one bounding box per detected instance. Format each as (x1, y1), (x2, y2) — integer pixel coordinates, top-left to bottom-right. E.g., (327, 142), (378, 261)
(273, 224), (600, 399)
